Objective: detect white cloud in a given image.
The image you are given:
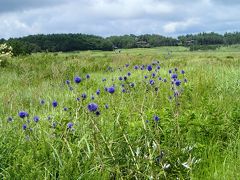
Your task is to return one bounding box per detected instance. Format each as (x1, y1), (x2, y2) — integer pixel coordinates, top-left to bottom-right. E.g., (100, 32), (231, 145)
(0, 0), (239, 39)
(163, 18), (200, 33)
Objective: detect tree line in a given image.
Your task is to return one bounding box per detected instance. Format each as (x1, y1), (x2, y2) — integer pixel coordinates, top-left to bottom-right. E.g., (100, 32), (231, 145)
(1, 32), (240, 56)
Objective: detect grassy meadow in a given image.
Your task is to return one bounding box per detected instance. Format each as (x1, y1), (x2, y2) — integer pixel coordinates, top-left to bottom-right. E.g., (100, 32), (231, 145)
(0, 46), (240, 179)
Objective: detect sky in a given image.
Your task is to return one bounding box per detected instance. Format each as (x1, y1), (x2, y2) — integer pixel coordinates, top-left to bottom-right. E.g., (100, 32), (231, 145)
(0, 0), (239, 39)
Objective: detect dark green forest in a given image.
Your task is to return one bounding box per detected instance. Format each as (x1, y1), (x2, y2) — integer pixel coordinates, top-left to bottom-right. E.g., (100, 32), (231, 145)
(1, 32), (240, 56)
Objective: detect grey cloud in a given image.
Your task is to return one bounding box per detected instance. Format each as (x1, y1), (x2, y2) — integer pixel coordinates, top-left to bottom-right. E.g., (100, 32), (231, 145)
(0, 0), (239, 39)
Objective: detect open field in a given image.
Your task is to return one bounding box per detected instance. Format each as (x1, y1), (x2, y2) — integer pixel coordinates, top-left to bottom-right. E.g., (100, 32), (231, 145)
(0, 46), (240, 179)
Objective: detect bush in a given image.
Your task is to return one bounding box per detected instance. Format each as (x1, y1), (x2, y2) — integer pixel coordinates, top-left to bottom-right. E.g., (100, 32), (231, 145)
(0, 43), (13, 67)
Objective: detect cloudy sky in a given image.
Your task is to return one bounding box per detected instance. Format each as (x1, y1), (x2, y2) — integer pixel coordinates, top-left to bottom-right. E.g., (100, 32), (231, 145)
(0, 0), (239, 39)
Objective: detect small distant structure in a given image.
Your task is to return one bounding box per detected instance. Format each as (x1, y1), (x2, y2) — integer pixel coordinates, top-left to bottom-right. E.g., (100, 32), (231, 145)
(185, 40), (195, 46)
(113, 46), (121, 53)
(136, 40), (150, 48)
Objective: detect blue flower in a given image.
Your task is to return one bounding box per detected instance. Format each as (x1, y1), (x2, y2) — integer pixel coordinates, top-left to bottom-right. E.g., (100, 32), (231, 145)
(122, 89), (126, 93)
(82, 93), (87, 99)
(119, 76), (123, 81)
(134, 65), (139, 70)
(69, 86), (73, 91)
(52, 100), (58, 108)
(174, 68), (178, 71)
(181, 70), (185, 74)
(76, 97), (80, 101)
(124, 76), (127, 81)
(88, 103), (98, 112)
(108, 86), (115, 94)
(86, 74), (90, 79)
(52, 122), (57, 128)
(175, 80), (181, 86)
(149, 79), (155, 85)
(153, 115), (160, 121)
(22, 124), (27, 130)
(19, 111), (27, 119)
(130, 83), (135, 87)
(157, 66), (161, 70)
(171, 74), (178, 79)
(102, 78), (106, 82)
(144, 75), (148, 79)
(158, 77), (162, 80)
(66, 80), (70, 85)
(33, 116), (39, 123)
(147, 65), (152, 71)
(127, 72), (131, 76)
(40, 99), (45, 105)
(74, 76), (81, 83)
(169, 70), (172, 74)
(163, 78), (167, 82)
(96, 111), (100, 116)
(152, 73), (156, 77)
(67, 122), (74, 129)
(64, 107), (68, 111)
(96, 89), (100, 95)
(8, 117), (13, 122)
(125, 64), (129, 67)
(91, 95), (95, 100)
(184, 78), (187, 83)
(105, 104), (109, 109)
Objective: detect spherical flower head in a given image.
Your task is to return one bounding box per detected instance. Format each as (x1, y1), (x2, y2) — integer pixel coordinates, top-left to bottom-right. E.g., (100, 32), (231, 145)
(184, 78), (187, 83)
(124, 76), (127, 81)
(149, 79), (155, 85)
(8, 117), (13, 122)
(130, 83), (135, 87)
(157, 66), (161, 70)
(64, 107), (68, 111)
(171, 74), (178, 79)
(125, 64), (129, 67)
(102, 78), (106, 82)
(174, 68), (178, 72)
(169, 70), (172, 74)
(147, 65), (152, 71)
(181, 70), (185, 74)
(95, 111), (100, 116)
(158, 77), (162, 80)
(88, 103), (98, 112)
(33, 116), (39, 123)
(22, 124), (27, 130)
(74, 76), (81, 83)
(163, 78), (167, 82)
(67, 122), (74, 129)
(108, 86), (115, 94)
(66, 80), (70, 85)
(91, 95), (95, 100)
(52, 122), (57, 128)
(118, 76), (123, 81)
(69, 86), (73, 91)
(175, 80), (181, 86)
(86, 74), (90, 79)
(81, 93), (87, 99)
(144, 75), (148, 79)
(127, 72), (131, 76)
(96, 89), (100, 95)
(153, 115), (160, 121)
(52, 100), (58, 108)
(105, 104), (109, 109)
(76, 97), (80, 101)
(122, 88), (126, 93)
(19, 111), (27, 119)
(40, 99), (45, 105)
(134, 65), (138, 70)
(152, 73), (156, 77)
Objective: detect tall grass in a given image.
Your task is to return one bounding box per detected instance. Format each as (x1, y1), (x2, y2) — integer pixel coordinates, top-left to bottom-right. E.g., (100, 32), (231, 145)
(0, 47), (239, 179)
